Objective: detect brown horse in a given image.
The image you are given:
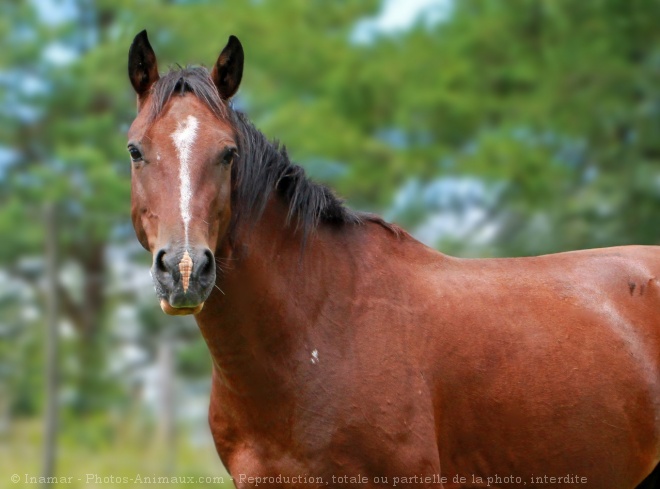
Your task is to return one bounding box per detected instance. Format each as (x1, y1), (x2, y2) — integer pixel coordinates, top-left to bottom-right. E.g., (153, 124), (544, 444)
(127, 31), (660, 488)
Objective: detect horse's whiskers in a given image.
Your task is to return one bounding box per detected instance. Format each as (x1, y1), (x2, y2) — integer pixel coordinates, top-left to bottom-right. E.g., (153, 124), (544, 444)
(215, 258), (235, 272)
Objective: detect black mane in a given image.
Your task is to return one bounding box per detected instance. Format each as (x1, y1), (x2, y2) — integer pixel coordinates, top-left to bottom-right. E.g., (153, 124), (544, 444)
(148, 66), (395, 243)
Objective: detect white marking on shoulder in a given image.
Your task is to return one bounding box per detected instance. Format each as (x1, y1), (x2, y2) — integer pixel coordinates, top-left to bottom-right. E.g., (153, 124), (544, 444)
(310, 349), (319, 364)
(171, 115), (199, 246)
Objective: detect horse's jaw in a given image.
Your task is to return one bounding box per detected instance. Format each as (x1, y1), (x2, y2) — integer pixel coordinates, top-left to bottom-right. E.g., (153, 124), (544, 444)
(160, 299), (205, 316)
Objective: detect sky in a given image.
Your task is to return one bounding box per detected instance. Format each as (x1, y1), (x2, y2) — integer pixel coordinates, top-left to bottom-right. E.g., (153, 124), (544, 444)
(353, 0), (452, 42)
(31, 0), (77, 26)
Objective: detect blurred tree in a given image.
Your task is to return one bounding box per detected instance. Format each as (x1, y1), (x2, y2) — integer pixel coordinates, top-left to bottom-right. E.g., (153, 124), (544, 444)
(378, 0), (660, 255)
(0, 0), (135, 415)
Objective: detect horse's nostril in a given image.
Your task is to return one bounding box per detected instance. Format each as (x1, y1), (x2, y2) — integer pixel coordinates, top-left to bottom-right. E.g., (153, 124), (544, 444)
(155, 249), (168, 273)
(201, 249), (215, 276)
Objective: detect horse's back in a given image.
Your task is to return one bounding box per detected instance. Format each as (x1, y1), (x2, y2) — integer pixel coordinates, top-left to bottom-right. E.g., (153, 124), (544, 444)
(415, 245), (660, 488)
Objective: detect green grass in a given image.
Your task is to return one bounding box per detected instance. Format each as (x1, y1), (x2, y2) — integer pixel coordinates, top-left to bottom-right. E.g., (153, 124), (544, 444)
(1, 419), (235, 488)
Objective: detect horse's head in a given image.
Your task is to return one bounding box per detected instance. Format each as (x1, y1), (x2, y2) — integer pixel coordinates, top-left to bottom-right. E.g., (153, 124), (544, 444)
(127, 30), (243, 315)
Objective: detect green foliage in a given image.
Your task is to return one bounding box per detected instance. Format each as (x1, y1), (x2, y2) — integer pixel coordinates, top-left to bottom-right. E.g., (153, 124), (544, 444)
(415, 0), (660, 253)
(178, 337), (212, 378)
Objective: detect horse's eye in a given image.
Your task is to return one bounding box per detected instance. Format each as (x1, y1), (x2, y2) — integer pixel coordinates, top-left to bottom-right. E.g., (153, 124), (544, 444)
(219, 147), (237, 165)
(128, 146), (143, 162)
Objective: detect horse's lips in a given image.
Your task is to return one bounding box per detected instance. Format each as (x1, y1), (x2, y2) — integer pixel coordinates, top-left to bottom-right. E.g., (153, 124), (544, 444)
(160, 299), (204, 316)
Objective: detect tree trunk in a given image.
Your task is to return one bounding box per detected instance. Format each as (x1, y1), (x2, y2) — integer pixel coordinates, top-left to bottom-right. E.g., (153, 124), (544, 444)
(157, 334), (177, 474)
(72, 241), (107, 415)
(42, 203), (59, 485)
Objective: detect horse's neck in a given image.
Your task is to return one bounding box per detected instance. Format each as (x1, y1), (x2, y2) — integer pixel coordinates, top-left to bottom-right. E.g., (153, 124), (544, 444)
(196, 196), (357, 396)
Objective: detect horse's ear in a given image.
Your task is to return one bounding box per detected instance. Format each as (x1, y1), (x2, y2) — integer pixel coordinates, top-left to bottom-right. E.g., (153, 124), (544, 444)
(211, 35), (244, 100)
(128, 30), (159, 101)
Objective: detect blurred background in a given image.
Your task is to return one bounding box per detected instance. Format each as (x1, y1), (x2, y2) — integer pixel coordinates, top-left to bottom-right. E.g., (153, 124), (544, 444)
(2, 0), (660, 487)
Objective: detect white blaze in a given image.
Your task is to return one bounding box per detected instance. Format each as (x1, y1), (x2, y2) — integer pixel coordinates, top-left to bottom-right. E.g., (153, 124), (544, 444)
(171, 115), (199, 246)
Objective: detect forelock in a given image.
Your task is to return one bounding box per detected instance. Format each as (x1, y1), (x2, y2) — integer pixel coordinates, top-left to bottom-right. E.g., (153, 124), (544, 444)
(146, 66), (228, 122)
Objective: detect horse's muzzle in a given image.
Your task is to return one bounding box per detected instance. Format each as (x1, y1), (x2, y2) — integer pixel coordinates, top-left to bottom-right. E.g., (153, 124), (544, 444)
(151, 245), (216, 315)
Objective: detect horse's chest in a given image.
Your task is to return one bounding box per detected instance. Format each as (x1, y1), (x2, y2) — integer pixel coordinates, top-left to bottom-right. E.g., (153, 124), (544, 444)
(208, 400), (329, 487)
(207, 381), (441, 488)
